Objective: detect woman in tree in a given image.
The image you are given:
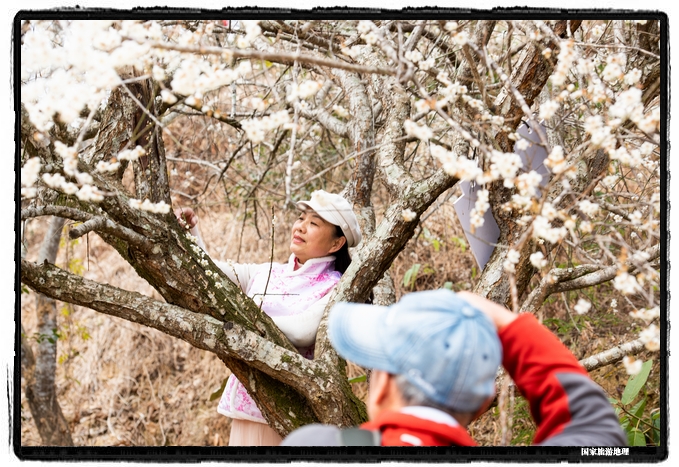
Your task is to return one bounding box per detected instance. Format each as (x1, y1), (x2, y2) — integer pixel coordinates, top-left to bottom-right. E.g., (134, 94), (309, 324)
(174, 190), (361, 446)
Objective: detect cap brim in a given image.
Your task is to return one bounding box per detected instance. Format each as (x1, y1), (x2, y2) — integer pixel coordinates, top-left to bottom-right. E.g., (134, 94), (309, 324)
(328, 302), (398, 374)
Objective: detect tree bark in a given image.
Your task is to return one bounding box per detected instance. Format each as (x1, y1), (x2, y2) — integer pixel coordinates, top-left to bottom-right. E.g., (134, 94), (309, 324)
(21, 216), (73, 446)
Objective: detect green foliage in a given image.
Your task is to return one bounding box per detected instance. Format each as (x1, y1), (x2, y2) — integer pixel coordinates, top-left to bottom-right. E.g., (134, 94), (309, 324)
(621, 360), (653, 405)
(449, 235), (467, 252)
(421, 227), (441, 252)
(609, 359), (660, 446)
(348, 374), (367, 384)
(33, 328), (61, 345)
(21, 284), (30, 294)
(509, 396), (536, 445)
(210, 377), (228, 401)
(403, 263), (421, 290)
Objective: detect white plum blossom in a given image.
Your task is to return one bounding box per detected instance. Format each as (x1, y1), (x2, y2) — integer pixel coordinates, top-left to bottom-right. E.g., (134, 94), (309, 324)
(241, 110), (291, 144)
(529, 251), (548, 268)
(515, 171), (543, 197)
(609, 87), (643, 121)
(470, 189), (490, 230)
(404, 119), (433, 142)
(545, 145), (568, 174)
(404, 50), (423, 63)
(629, 210), (643, 224)
(117, 146), (146, 162)
(514, 138), (531, 151)
(287, 80), (322, 102)
(629, 306), (659, 323)
(638, 324), (660, 351)
(242, 97), (266, 112)
(551, 40), (578, 87)
(21, 157), (42, 188)
(541, 202), (559, 221)
(613, 271), (641, 295)
(452, 31), (469, 45)
(76, 184), (105, 202)
(503, 249), (521, 273)
(576, 57), (596, 76)
(574, 298), (592, 315)
(490, 151), (523, 187)
(578, 200), (600, 217)
(444, 21), (458, 32)
(624, 68), (642, 86)
(430, 145), (459, 176)
(601, 53), (626, 83)
(418, 57), (436, 71)
(357, 20), (374, 34)
(161, 89), (178, 104)
(601, 175), (618, 188)
(532, 215), (567, 243)
(622, 356), (643, 376)
(363, 31), (379, 45)
(95, 160), (121, 173)
(129, 198), (171, 214)
(42, 173), (76, 194)
(539, 100), (560, 120)
(332, 104), (349, 118)
(401, 209), (417, 222)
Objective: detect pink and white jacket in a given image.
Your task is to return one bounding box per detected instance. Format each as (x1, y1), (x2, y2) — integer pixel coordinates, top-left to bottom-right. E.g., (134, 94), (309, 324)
(213, 253), (341, 423)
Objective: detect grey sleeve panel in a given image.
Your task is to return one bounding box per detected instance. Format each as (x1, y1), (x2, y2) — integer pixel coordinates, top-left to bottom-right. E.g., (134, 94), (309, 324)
(279, 424), (343, 446)
(538, 373), (627, 446)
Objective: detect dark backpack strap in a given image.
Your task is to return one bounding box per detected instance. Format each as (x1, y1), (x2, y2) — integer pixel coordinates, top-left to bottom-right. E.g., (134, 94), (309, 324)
(339, 427), (382, 446)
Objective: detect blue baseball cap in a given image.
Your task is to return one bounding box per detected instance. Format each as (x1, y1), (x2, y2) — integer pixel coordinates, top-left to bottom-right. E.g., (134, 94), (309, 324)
(328, 289), (502, 413)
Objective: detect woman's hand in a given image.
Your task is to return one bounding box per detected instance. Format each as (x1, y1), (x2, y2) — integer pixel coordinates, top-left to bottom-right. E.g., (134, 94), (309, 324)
(174, 207), (198, 230)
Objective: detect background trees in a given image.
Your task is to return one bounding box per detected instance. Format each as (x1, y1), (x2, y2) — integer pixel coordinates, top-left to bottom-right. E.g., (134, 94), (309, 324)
(17, 14), (663, 448)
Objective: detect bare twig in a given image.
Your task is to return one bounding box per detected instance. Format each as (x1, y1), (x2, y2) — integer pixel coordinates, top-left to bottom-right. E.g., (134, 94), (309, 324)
(145, 40), (396, 77)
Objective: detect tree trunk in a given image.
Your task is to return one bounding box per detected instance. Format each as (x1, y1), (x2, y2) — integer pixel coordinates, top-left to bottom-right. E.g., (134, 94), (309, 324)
(21, 216), (73, 446)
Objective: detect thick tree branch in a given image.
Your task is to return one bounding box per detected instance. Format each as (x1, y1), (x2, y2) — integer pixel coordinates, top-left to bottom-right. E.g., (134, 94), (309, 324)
(579, 339), (647, 372)
(67, 216), (154, 252)
(20, 258), (363, 433)
(21, 205), (93, 223)
(521, 244), (660, 314)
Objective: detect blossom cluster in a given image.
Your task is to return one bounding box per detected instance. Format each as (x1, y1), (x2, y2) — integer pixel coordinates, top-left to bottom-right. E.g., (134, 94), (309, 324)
(170, 58), (252, 98)
(236, 20), (262, 49)
(470, 189), (490, 230)
(401, 209), (417, 222)
(21, 157), (42, 198)
(404, 119), (433, 142)
(573, 298), (592, 315)
(287, 80), (322, 102)
(241, 110), (291, 144)
(129, 198), (171, 214)
(117, 146), (146, 162)
(503, 249), (520, 273)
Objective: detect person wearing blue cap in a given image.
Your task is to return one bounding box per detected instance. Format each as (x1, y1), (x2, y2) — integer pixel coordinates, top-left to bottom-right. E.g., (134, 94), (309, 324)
(280, 289), (626, 446)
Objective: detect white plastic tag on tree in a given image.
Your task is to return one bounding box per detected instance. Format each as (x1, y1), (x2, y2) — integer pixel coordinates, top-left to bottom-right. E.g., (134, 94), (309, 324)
(453, 121), (550, 271)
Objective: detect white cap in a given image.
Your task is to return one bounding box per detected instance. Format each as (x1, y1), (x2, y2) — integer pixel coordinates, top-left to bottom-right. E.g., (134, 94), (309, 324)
(296, 190), (362, 248)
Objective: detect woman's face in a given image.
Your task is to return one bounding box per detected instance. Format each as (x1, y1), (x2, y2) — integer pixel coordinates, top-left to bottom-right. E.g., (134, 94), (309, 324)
(290, 210), (346, 264)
